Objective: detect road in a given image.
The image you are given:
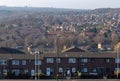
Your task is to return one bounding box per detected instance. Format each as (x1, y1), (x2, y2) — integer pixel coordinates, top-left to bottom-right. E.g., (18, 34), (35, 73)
(0, 79), (119, 81)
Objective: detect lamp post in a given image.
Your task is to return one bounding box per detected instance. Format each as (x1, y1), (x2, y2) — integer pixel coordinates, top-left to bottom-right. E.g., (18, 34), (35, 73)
(116, 45), (120, 78)
(54, 34), (59, 81)
(34, 51), (43, 81)
(35, 52), (37, 81)
(28, 45), (43, 81)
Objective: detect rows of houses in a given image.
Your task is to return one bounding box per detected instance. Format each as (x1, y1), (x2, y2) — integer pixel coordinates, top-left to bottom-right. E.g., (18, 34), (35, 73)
(0, 46), (120, 79)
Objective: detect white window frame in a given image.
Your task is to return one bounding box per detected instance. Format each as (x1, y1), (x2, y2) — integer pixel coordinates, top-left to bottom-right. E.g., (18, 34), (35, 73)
(31, 69), (35, 76)
(72, 67), (76, 73)
(81, 58), (88, 63)
(12, 69), (20, 76)
(0, 60), (7, 65)
(22, 60), (26, 65)
(68, 58), (76, 63)
(59, 67), (63, 72)
(24, 69), (28, 74)
(35, 60), (42, 65)
(92, 68), (97, 72)
(81, 68), (88, 73)
(46, 58), (54, 63)
(46, 67), (54, 76)
(12, 60), (19, 65)
(105, 58), (110, 63)
(115, 59), (120, 63)
(3, 69), (7, 76)
(56, 58), (61, 63)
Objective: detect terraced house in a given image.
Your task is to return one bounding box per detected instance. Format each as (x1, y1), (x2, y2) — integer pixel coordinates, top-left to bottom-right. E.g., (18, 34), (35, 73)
(0, 46), (119, 79)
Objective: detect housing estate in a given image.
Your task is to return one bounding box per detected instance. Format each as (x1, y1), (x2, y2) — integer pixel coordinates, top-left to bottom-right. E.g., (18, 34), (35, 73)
(0, 46), (119, 79)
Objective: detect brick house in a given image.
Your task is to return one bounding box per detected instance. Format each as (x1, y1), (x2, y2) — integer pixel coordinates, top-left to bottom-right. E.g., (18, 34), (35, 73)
(0, 46), (119, 79)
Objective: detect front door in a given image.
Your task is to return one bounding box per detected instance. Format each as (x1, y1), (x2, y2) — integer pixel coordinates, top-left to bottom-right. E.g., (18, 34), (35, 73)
(97, 67), (106, 76)
(46, 68), (51, 76)
(66, 68), (71, 76)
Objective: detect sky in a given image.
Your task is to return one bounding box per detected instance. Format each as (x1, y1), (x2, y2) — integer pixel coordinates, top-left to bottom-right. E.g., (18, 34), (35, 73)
(0, 0), (120, 9)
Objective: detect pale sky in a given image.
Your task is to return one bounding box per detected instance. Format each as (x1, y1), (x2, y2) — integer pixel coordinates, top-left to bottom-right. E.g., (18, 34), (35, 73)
(0, 0), (120, 9)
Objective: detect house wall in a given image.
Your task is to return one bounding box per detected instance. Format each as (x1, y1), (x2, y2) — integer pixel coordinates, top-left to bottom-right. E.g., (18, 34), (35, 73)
(0, 57), (118, 79)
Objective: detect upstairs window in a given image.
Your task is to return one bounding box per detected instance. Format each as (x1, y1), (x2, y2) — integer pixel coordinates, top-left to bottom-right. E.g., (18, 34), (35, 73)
(56, 58), (61, 63)
(35, 60), (42, 65)
(12, 60), (19, 65)
(68, 58), (76, 63)
(0, 60), (7, 65)
(46, 58), (54, 63)
(90, 58), (95, 63)
(81, 58), (88, 63)
(104, 58), (110, 63)
(22, 60), (26, 65)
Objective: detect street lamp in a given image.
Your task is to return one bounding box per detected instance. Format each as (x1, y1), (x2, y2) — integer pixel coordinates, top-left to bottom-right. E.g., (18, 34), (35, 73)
(34, 51), (43, 81)
(35, 52), (37, 81)
(28, 45), (43, 81)
(54, 34), (60, 81)
(116, 45), (120, 78)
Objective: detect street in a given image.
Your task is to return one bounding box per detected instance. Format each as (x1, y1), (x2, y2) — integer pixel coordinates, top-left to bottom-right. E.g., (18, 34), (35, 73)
(0, 79), (119, 81)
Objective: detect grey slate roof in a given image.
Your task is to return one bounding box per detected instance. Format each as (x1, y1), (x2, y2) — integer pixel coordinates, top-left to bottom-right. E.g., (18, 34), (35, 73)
(0, 47), (25, 54)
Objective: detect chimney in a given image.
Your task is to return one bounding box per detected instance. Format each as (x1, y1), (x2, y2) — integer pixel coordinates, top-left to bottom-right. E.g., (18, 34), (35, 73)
(63, 46), (67, 50)
(27, 45), (33, 54)
(98, 43), (102, 50)
(27, 47), (31, 53)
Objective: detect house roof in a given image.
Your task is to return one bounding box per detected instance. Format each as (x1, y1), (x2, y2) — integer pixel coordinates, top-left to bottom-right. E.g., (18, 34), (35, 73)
(0, 51), (118, 60)
(0, 47), (25, 54)
(0, 46), (118, 59)
(43, 52), (116, 58)
(62, 46), (85, 52)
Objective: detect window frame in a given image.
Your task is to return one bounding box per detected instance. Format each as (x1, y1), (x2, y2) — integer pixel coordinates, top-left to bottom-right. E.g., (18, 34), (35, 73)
(46, 58), (54, 63)
(12, 60), (19, 65)
(68, 58), (76, 63)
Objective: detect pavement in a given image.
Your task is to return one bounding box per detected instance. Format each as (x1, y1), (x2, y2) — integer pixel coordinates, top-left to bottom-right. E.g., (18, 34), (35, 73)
(0, 79), (120, 81)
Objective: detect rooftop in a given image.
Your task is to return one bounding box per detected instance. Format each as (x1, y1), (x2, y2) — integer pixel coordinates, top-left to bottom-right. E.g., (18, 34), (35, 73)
(0, 47), (25, 54)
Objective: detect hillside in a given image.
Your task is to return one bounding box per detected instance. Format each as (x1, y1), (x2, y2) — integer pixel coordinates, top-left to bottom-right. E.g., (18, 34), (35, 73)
(0, 7), (120, 52)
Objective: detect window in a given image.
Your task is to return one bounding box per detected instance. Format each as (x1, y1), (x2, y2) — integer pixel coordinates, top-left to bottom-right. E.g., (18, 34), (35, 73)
(12, 60), (19, 65)
(0, 60), (7, 65)
(81, 68), (88, 73)
(59, 67), (63, 72)
(46, 67), (54, 76)
(3, 69), (7, 76)
(12, 69), (20, 76)
(46, 58), (54, 63)
(38, 69), (42, 74)
(24, 69), (28, 75)
(115, 68), (120, 71)
(72, 67), (76, 73)
(31, 70), (35, 76)
(81, 58), (88, 63)
(68, 58), (76, 63)
(56, 58), (61, 63)
(22, 60), (26, 65)
(92, 68), (97, 72)
(90, 58), (95, 63)
(35, 60), (42, 65)
(104, 59), (110, 63)
(115, 59), (120, 63)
